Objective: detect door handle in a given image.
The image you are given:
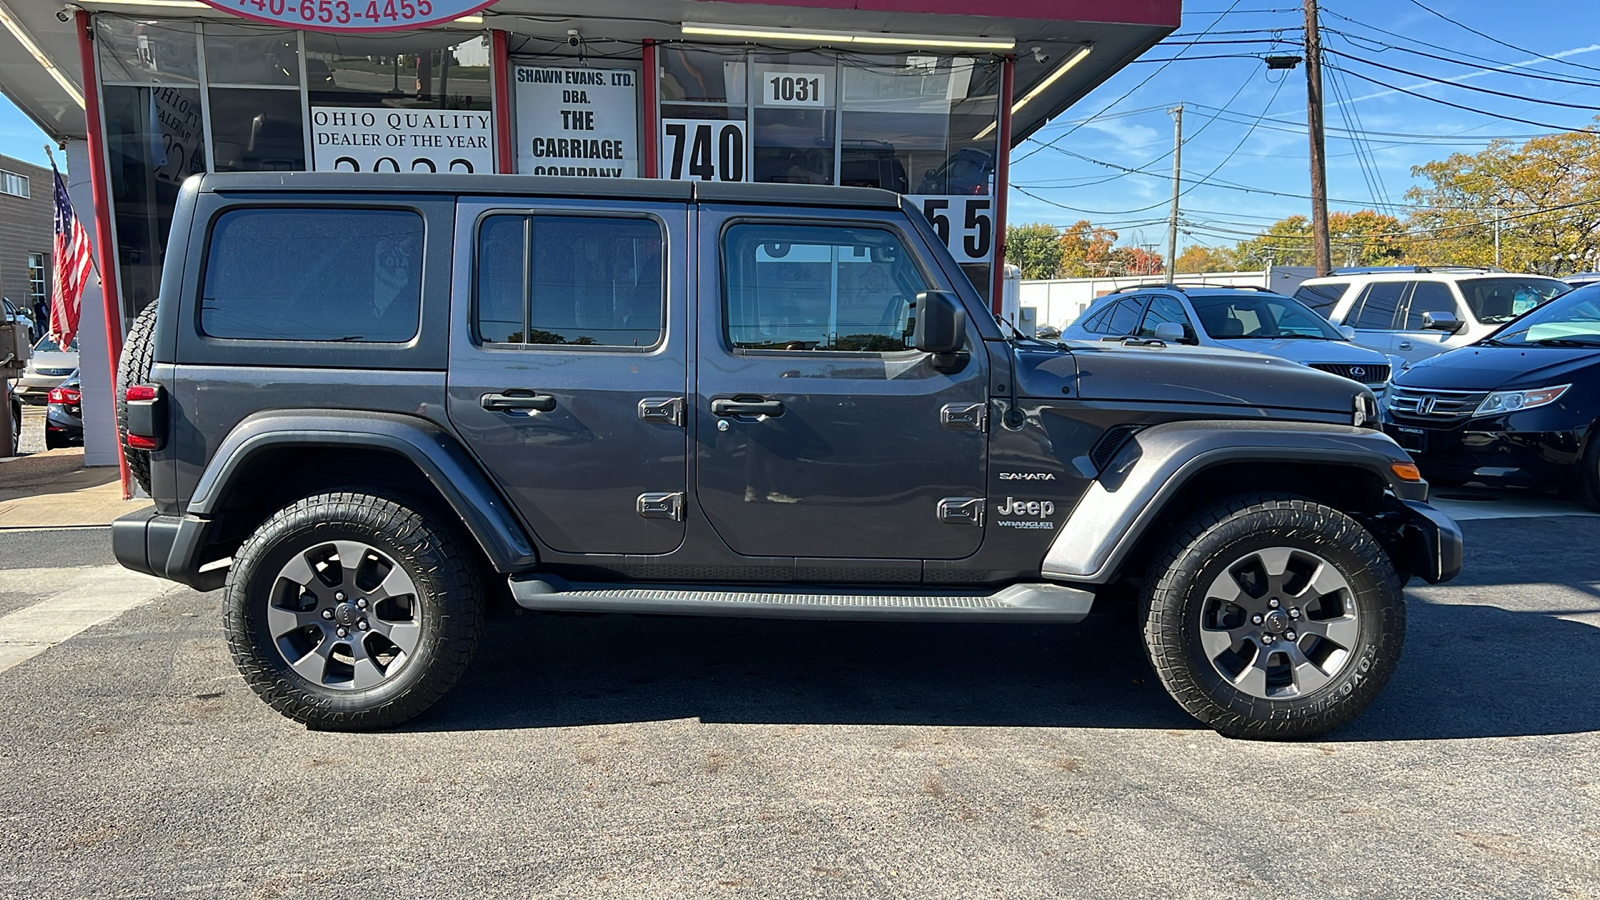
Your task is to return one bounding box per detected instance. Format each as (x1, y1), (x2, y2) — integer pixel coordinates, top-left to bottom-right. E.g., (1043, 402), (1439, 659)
(1398, 341), (1414, 350)
(481, 390), (558, 412)
(711, 397), (784, 418)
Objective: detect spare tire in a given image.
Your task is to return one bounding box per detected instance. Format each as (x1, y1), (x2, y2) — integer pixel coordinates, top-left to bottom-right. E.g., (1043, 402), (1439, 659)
(116, 301), (158, 495)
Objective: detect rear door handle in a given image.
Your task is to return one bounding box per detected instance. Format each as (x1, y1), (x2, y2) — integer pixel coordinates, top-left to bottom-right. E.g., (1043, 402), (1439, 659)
(1397, 341), (1414, 350)
(711, 397), (784, 418)
(481, 390), (558, 412)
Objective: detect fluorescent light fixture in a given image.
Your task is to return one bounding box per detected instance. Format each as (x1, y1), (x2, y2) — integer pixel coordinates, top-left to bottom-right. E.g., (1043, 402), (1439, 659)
(0, 1), (84, 108)
(973, 43), (1092, 141)
(452, 14), (483, 24)
(682, 23), (1014, 51)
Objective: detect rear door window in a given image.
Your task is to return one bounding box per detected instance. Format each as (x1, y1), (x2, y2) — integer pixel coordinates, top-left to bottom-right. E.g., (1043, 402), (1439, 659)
(201, 207), (423, 342)
(1104, 297), (1145, 336)
(1292, 281), (1348, 318)
(1351, 282), (1406, 330)
(1138, 295), (1193, 339)
(473, 215), (664, 348)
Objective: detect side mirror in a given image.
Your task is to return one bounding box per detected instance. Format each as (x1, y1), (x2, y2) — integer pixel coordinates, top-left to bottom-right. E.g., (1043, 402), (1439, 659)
(913, 290), (966, 354)
(1422, 311), (1465, 334)
(1339, 325), (1357, 341)
(1152, 322), (1186, 343)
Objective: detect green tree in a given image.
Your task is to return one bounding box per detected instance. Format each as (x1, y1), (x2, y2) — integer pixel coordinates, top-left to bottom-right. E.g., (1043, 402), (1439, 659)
(1405, 127), (1600, 274)
(1004, 223), (1065, 279)
(1232, 211), (1409, 269)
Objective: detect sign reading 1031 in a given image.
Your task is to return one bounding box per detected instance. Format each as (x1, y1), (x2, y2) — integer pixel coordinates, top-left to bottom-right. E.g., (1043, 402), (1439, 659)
(660, 119), (746, 182)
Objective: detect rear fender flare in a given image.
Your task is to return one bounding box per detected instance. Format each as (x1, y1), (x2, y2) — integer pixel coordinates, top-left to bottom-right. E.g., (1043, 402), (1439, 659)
(189, 410), (537, 571)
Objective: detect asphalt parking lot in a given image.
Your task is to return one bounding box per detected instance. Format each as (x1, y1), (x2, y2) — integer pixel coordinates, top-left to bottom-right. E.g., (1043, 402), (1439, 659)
(0, 497), (1596, 899)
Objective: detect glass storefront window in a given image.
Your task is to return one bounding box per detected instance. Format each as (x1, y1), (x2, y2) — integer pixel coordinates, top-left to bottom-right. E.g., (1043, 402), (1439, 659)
(840, 56), (997, 195)
(304, 33), (491, 110)
(96, 18), (199, 84)
(209, 89), (306, 171)
(750, 52), (835, 186)
(203, 23), (300, 86)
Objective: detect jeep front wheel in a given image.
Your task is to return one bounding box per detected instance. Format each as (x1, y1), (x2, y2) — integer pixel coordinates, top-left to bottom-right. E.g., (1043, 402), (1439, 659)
(1140, 495), (1404, 740)
(224, 491), (483, 730)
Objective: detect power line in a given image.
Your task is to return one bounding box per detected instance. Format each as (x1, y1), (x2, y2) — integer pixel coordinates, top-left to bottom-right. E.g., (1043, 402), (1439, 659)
(1329, 65), (1597, 131)
(1401, 0), (1600, 76)
(1324, 28), (1600, 89)
(1326, 49), (1600, 111)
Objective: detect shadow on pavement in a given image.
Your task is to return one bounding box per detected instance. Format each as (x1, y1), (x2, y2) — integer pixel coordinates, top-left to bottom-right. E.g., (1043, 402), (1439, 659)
(413, 517), (1600, 741)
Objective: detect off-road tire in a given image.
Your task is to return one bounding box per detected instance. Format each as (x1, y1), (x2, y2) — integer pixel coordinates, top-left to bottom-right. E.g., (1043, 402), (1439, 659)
(1579, 427), (1600, 513)
(115, 301), (159, 494)
(224, 491), (483, 730)
(1140, 494), (1405, 740)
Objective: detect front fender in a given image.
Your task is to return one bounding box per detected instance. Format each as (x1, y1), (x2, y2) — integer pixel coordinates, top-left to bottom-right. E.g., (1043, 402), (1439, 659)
(1041, 420), (1429, 584)
(188, 410), (538, 572)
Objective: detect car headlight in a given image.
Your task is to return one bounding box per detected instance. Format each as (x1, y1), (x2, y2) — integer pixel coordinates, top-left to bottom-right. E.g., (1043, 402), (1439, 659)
(1473, 384), (1570, 417)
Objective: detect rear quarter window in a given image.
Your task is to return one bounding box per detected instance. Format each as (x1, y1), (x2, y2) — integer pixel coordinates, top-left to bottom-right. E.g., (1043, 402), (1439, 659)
(200, 207), (423, 342)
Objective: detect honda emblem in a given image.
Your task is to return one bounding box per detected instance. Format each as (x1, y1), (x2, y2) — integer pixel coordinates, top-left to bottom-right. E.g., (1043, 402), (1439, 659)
(1417, 395), (1438, 415)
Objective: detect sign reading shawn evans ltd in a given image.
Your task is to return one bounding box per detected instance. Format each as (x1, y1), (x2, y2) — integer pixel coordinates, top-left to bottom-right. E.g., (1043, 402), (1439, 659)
(310, 107), (493, 173)
(514, 65), (638, 178)
(198, 0), (493, 32)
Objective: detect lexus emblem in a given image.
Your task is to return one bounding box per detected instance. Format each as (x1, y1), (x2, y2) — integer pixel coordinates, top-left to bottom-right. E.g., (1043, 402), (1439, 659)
(1349, 366), (1366, 379)
(1417, 395), (1438, 415)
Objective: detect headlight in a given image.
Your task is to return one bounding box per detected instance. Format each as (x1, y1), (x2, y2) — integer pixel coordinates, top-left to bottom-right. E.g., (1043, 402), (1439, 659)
(1473, 384), (1570, 417)
(1353, 392), (1379, 428)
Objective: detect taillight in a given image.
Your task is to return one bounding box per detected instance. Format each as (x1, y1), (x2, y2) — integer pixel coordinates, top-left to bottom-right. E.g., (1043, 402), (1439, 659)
(125, 385), (157, 402)
(123, 383), (166, 452)
(47, 387), (81, 405)
(127, 433), (157, 450)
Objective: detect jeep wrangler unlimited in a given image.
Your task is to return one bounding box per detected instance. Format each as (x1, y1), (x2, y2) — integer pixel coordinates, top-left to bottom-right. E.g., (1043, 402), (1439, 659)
(112, 173), (1462, 738)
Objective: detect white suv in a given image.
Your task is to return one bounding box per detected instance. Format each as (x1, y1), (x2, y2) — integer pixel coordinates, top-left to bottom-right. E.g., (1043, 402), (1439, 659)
(1293, 267), (1571, 364)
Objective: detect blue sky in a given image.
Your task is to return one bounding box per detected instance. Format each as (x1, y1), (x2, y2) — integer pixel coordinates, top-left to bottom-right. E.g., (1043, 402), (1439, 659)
(3, 0), (1596, 251)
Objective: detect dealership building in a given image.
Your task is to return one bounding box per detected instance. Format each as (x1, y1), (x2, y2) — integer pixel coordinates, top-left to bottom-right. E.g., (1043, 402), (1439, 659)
(0, 0), (1178, 466)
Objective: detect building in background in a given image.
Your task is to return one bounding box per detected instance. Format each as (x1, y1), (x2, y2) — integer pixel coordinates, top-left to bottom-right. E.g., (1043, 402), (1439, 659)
(0, 153), (51, 325)
(0, 0), (1180, 465)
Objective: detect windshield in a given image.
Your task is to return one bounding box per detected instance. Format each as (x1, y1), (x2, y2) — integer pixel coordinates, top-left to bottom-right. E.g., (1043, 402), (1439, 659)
(1190, 292), (1345, 340)
(1457, 277), (1569, 324)
(32, 336), (78, 353)
(1486, 283), (1600, 346)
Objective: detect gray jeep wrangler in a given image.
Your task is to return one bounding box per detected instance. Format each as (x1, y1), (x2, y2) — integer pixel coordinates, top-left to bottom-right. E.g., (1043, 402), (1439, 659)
(112, 173), (1462, 738)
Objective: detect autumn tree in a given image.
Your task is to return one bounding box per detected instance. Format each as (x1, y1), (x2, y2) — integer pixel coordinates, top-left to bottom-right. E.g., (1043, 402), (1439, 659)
(1231, 212), (1409, 268)
(1405, 128), (1600, 274)
(1057, 219), (1121, 277)
(1174, 244), (1241, 274)
(1004, 223), (1065, 279)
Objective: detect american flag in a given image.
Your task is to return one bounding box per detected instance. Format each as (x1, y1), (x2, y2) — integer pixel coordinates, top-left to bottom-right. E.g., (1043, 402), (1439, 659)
(49, 161), (92, 350)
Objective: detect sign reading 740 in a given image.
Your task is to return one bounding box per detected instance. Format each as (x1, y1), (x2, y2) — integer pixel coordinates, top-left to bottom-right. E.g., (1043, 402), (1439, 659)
(201, 0), (493, 32)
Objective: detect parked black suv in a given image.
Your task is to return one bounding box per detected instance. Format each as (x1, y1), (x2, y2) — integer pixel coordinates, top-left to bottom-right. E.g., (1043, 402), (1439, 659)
(112, 173), (1461, 738)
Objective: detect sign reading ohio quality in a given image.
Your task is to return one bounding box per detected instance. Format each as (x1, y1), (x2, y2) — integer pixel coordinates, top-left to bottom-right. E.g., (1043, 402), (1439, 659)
(515, 65), (637, 178)
(311, 107), (492, 174)
(199, 0), (493, 31)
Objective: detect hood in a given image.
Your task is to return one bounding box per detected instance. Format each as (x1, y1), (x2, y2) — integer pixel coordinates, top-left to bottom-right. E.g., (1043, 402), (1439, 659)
(1394, 343), (1600, 391)
(28, 350), (77, 371)
(1019, 340), (1365, 414)
(1217, 338), (1389, 367)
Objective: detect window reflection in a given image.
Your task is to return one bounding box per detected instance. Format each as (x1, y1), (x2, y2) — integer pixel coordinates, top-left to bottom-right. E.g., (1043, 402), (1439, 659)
(304, 33), (491, 109)
(96, 18), (198, 84)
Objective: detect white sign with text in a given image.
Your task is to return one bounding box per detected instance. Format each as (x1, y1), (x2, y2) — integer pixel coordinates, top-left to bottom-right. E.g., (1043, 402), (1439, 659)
(310, 106), (493, 173)
(754, 66), (831, 108)
(514, 65), (638, 177)
(907, 194), (995, 265)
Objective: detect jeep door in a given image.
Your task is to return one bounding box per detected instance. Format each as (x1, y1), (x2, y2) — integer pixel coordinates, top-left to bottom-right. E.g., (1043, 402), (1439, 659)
(447, 197), (690, 554)
(694, 205), (989, 560)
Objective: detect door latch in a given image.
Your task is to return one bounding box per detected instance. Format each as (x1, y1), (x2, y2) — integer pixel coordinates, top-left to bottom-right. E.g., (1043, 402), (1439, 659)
(637, 492), (685, 521)
(638, 396), (685, 426)
(937, 497), (985, 526)
(940, 402), (987, 432)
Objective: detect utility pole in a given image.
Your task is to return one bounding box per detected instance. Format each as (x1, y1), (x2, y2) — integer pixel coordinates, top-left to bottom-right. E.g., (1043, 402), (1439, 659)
(1304, 0), (1331, 276)
(1493, 197), (1503, 267)
(1165, 104), (1183, 283)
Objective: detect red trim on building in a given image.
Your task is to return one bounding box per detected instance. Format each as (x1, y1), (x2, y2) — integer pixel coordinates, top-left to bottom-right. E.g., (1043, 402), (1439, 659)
(703, 0), (1180, 26)
(75, 9), (130, 497)
(491, 29), (513, 174)
(990, 54), (1014, 315)
(642, 39), (659, 179)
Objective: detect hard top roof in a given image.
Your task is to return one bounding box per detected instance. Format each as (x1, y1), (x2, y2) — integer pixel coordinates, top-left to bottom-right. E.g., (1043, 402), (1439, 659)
(193, 172), (906, 210)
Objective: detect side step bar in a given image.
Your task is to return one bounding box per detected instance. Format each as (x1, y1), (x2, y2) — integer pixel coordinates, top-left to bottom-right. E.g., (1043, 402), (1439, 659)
(507, 577), (1096, 623)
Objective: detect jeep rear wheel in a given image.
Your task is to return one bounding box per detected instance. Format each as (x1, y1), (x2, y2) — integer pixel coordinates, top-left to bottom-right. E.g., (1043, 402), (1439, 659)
(115, 300), (159, 495)
(224, 491), (483, 730)
(1140, 495), (1404, 740)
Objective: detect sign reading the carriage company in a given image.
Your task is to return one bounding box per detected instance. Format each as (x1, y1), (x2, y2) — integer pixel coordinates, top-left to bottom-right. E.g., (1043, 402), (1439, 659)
(199, 0), (494, 33)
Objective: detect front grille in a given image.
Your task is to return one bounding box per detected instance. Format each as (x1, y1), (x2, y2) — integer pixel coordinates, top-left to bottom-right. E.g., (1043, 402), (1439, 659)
(1310, 362), (1390, 385)
(34, 367), (73, 377)
(1387, 387), (1488, 422)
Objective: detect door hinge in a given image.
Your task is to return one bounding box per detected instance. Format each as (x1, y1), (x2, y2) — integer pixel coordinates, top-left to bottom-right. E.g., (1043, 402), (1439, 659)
(638, 397), (685, 427)
(940, 402), (987, 432)
(637, 492), (685, 521)
(937, 497), (985, 526)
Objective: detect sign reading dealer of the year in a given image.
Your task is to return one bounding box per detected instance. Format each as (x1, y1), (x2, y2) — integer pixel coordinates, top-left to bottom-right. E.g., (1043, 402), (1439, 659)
(515, 66), (638, 178)
(311, 107), (492, 174)
(200, 0), (495, 33)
